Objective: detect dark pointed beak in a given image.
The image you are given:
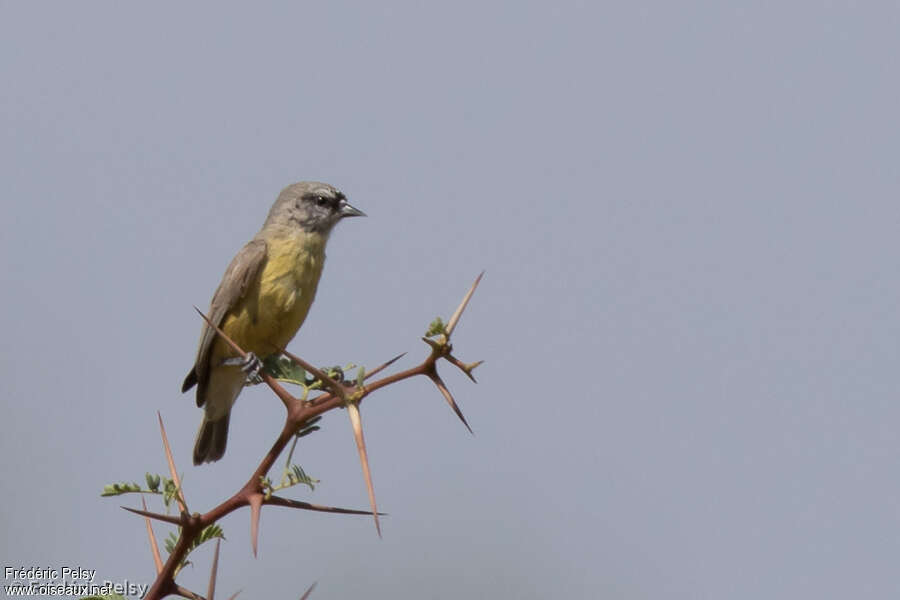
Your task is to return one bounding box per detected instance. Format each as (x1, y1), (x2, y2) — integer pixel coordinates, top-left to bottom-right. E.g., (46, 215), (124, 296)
(339, 200), (366, 218)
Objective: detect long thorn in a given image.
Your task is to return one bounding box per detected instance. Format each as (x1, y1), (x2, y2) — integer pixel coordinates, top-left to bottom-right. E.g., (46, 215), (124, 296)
(265, 495), (387, 516)
(446, 271), (484, 337)
(121, 506), (184, 526)
(446, 354), (482, 383)
(299, 582), (318, 600)
(157, 412), (187, 513)
(249, 493), (263, 558)
(208, 539), (221, 600)
(173, 585), (206, 600)
(194, 306), (247, 359)
(348, 403), (381, 537)
(142, 497), (164, 574)
(364, 352), (407, 381)
(428, 371), (473, 434)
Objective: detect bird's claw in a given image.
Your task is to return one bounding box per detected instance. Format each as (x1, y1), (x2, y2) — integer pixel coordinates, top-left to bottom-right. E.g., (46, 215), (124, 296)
(225, 352), (264, 384)
(241, 352), (263, 381)
(240, 352), (260, 373)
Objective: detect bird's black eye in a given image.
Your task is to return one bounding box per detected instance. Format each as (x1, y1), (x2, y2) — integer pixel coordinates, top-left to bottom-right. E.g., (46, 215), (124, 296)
(315, 195), (329, 207)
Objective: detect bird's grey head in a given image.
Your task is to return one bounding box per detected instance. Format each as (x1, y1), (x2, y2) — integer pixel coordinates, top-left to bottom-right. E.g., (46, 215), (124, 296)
(265, 181), (365, 234)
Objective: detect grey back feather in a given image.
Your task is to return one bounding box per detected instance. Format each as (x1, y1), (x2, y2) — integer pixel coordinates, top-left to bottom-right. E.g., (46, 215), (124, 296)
(191, 237), (268, 406)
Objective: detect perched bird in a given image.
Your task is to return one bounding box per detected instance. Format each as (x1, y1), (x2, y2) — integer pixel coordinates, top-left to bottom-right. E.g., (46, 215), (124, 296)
(182, 182), (365, 464)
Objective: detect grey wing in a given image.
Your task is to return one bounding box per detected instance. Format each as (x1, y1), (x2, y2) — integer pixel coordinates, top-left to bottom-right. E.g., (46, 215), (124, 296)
(182, 238), (267, 403)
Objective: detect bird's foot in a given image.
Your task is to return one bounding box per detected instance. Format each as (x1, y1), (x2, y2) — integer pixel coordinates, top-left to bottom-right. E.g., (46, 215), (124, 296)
(224, 352), (264, 384)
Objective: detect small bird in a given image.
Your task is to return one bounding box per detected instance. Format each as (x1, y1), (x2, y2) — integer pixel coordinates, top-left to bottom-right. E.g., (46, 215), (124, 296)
(182, 182), (365, 464)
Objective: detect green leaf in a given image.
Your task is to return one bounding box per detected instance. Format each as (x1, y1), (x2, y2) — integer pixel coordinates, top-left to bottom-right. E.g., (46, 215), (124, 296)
(261, 475), (274, 500)
(164, 530), (179, 555)
(262, 354), (307, 386)
(289, 464), (318, 491)
(101, 482), (142, 497)
(425, 317), (447, 337)
(165, 524), (226, 576)
(145, 473), (161, 492)
(195, 523), (226, 546)
(296, 416), (322, 439)
(162, 478), (180, 508)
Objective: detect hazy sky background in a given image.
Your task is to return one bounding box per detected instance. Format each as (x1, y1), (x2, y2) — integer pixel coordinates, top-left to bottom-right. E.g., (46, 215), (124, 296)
(2, 2), (899, 599)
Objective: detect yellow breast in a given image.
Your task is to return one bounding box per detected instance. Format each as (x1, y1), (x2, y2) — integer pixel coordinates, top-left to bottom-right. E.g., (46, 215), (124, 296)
(220, 231), (327, 358)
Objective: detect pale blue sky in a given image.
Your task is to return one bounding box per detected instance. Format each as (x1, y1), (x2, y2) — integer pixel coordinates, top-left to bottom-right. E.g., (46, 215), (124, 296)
(2, 2), (899, 598)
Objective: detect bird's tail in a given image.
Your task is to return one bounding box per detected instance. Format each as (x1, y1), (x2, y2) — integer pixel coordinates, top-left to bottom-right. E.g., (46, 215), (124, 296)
(193, 412), (230, 465)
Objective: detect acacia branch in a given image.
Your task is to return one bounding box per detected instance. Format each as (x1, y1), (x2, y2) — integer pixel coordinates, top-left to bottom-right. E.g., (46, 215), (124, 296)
(139, 273), (483, 599)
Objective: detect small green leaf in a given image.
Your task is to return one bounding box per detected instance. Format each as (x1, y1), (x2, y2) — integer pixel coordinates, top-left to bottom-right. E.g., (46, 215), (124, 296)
(101, 481), (142, 497)
(296, 416), (322, 439)
(262, 354), (307, 386)
(291, 464), (319, 491)
(426, 317), (447, 337)
(162, 478), (181, 508)
(196, 523), (226, 546)
(261, 475), (274, 500)
(165, 524), (226, 576)
(145, 473), (161, 492)
(164, 530), (179, 555)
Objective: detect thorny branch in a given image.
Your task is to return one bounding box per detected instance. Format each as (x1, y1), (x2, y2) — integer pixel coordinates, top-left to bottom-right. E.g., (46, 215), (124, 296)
(129, 273), (483, 600)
